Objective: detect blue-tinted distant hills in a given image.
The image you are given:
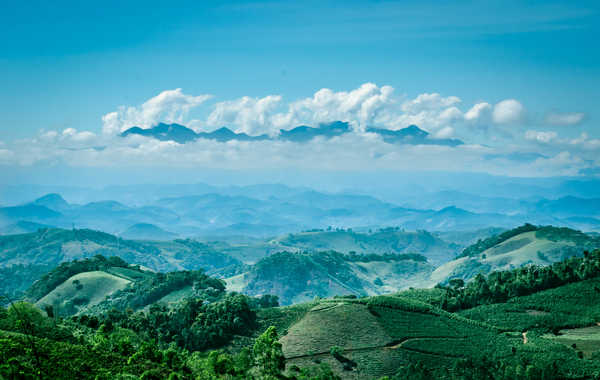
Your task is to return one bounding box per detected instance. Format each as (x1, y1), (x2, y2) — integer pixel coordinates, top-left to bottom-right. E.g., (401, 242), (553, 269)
(1, 184), (599, 238)
(120, 121), (464, 146)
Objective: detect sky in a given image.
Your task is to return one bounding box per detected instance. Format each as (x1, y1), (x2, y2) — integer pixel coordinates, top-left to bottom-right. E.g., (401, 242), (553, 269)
(0, 0), (599, 185)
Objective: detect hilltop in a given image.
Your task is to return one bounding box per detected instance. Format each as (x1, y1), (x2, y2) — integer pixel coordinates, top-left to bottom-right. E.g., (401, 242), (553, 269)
(271, 228), (459, 264)
(0, 227), (239, 272)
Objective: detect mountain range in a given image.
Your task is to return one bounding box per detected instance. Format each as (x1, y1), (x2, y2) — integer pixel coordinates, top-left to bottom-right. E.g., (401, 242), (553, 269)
(120, 121), (464, 146)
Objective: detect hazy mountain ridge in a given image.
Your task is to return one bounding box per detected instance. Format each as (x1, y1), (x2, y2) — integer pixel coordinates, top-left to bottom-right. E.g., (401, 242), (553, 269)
(2, 187), (598, 239)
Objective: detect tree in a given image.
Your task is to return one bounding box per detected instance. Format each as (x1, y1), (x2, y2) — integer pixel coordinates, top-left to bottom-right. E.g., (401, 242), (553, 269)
(252, 326), (285, 379)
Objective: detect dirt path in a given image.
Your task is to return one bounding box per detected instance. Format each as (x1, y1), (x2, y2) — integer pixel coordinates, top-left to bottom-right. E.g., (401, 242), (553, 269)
(522, 332), (528, 344)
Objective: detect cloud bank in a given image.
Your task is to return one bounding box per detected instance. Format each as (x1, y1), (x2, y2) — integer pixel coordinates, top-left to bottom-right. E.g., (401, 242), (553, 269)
(0, 84), (596, 178)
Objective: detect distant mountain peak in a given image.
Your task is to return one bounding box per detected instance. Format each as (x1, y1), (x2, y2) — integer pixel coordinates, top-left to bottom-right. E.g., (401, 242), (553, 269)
(32, 193), (70, 211)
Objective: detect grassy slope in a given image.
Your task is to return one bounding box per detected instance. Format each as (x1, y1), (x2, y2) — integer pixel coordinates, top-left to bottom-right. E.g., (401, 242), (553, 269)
(36, 271), (131, 314)
(459, 277), (600, 332)
(430, 229), (592, 285)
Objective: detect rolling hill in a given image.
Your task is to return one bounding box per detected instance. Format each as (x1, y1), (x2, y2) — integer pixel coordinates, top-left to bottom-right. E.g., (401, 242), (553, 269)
(430, 225), (600, 285)
(25, 255), (227, 316)
(0, 227), (241, 302)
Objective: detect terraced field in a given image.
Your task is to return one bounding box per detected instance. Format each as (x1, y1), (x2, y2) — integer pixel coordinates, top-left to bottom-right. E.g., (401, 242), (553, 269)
(276, 297), (518, 379)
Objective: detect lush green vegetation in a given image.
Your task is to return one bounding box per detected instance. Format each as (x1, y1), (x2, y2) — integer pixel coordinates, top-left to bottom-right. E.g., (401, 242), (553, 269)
(4, 231), (600, 379)
(0, 227), (241, 275)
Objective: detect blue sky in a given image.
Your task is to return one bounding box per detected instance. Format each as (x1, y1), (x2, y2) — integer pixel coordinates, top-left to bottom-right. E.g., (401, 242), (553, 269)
(0, 0), (599, 182)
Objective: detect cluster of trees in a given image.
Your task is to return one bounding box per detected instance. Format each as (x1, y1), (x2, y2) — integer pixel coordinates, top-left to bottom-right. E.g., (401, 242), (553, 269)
(87, 294), (256, 351)
(345, 252), (427, 263)
(439, 249), (600, 311)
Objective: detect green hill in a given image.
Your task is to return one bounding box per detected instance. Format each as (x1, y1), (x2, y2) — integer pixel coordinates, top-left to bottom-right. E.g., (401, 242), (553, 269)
(23, 255), (227, 317)
(430, 225), (600, 285)
(204, 227), (461, 266)
(227, 251), (434, 305)
(36, 271), (132, 316)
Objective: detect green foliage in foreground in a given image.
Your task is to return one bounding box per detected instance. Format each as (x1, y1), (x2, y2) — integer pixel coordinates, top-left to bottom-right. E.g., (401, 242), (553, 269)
(0, 306), (338, 379)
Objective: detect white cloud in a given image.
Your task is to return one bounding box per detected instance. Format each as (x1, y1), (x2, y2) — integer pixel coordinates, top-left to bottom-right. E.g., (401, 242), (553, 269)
(401, 93), (461, 113)
(545, 112), (585, 126)
(525, 130), (557, 143)
(464, 102), (492, 124)
(492, 99), (525, 124)
(99, 85), (531, 141)
(102, 89), (212, 135)
(206, 95), (283, 136)
(434, 126), (455, 139)
(276, 83), (397, 132)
